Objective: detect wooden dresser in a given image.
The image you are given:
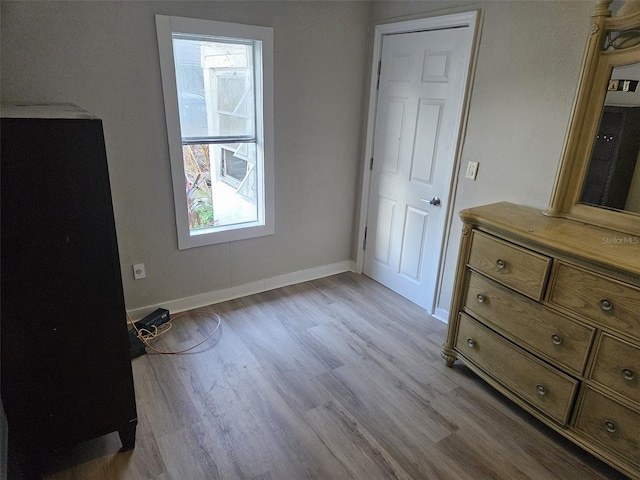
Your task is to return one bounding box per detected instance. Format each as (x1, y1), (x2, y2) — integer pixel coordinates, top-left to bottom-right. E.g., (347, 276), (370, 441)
(442, 202), (640, 479)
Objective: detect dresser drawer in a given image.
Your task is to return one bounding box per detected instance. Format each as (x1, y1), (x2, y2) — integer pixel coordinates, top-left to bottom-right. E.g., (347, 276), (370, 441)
(548, 262), (640, 338)
(464, 271), (594, 375)
(590, 333), (640, 406)
(574, 386), (640, 467)
(467, 230), (551, 300)
(455, 313), (578, 424)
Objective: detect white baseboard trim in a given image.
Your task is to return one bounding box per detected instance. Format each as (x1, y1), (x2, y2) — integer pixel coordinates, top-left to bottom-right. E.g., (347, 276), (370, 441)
(433, 307), (450, 324)
(127, 260), (356, 320)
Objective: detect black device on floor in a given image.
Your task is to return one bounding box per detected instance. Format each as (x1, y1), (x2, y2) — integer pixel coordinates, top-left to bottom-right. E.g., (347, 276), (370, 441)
(134, 307), (170, 331)
(129, 330), (147, 359)
(128, 308), (170, 358)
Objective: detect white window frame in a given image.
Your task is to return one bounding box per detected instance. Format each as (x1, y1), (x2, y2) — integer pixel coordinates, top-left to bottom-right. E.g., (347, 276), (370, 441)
(156, 15), (274, 249)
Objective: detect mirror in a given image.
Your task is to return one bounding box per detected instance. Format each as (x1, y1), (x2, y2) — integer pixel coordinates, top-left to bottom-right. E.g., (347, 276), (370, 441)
(580, 62), (640, 213)
(547, 0), (640, 235)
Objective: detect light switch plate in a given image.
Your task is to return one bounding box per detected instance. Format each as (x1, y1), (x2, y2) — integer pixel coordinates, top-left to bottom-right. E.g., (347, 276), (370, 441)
(465, 161), (479, 180)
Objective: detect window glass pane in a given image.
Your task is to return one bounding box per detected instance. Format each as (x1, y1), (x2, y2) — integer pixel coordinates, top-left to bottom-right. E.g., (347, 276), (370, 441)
(157, 15), (273, 248)
(173, 36), (255, 139)
(183, 143), (258, 233)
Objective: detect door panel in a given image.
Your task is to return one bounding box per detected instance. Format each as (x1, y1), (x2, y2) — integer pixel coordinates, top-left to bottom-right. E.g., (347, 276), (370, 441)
(399, 206), (429, 281)
(411, 100), (442, 184)
(364, 25), (474, 311)
(423, 49), (451, 82)
(381, 99), (406, 174)
(373, 196), (396, 265)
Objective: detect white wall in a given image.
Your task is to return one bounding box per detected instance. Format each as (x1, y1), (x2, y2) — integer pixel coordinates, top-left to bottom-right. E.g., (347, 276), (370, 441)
(368, 1), (593, 317)
(1, 1), (371, 314)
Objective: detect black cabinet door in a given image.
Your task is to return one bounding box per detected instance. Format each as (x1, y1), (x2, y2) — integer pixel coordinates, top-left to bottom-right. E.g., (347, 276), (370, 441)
(581, 106), (640, 209)
(1, 115), (137, 455)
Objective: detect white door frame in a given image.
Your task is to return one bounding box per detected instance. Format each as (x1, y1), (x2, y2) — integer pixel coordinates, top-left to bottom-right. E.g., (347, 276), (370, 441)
(356, 11), (480, 320)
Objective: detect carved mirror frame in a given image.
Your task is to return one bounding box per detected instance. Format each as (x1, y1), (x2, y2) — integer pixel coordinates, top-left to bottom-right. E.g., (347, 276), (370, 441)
(546, 0), (640, 235)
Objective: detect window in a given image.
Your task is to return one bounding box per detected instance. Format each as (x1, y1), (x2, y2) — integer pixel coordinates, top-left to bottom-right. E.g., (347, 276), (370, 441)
(156, 15), (274, 249)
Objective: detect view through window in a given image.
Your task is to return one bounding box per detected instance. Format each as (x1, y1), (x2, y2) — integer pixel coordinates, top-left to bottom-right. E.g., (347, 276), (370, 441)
(174, 36), (258, 231)
(156, 16), (274, 249)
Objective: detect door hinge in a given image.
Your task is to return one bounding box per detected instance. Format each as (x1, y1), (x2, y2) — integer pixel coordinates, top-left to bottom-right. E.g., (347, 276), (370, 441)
(376, 60), (381, 89)
(363, 227), (367, 251)
(370, 157), (374, 170)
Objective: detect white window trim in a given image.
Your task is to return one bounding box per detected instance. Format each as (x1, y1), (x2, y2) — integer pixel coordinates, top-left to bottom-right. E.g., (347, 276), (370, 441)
(156, 15), (274, 249)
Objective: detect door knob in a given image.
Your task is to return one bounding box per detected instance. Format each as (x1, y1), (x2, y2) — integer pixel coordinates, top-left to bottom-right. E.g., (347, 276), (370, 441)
(420, 196), (441, 206)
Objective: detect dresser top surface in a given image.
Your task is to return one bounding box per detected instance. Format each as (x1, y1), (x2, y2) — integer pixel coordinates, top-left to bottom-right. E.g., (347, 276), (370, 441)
(460, 202), (640, 278)
(1, 103), (96, 120)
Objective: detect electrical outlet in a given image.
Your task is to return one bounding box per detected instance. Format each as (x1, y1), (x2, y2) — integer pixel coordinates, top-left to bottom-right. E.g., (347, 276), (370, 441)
(465, 161), (479, 180)
(133, 263), (146, 280)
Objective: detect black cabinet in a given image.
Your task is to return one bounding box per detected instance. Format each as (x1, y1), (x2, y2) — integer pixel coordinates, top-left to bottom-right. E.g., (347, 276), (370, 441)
(581, 106), (640, 210)
(1, 104), (137, 473)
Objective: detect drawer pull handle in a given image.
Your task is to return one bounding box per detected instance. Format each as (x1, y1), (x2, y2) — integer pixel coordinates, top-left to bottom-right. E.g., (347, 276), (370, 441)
(467, 338), (476, 348)
(551, 334), (562, 345)
(604, 420), (617, 433)
(536, 384), (547, 396)
(622, 368), (635, 381)
(496, 259), (505, 269)
(476, 294), (486, 303)
(599, 299), (613, 311)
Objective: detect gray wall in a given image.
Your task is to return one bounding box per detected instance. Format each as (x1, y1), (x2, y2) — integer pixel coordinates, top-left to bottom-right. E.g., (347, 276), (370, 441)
(1, 1), (371, 312)
(1, 0), (595, 319)
(368, 1), (593, 315)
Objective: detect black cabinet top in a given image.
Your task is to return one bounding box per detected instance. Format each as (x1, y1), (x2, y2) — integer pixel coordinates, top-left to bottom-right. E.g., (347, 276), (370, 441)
(1, 102), (97, 120)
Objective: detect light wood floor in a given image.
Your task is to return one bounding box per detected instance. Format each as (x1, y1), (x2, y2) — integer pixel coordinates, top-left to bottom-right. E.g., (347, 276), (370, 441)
(38, 272), (626, 479)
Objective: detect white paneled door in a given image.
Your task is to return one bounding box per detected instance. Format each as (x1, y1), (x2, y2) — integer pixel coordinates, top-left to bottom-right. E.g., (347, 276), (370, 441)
(364, 24), (474, 312)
